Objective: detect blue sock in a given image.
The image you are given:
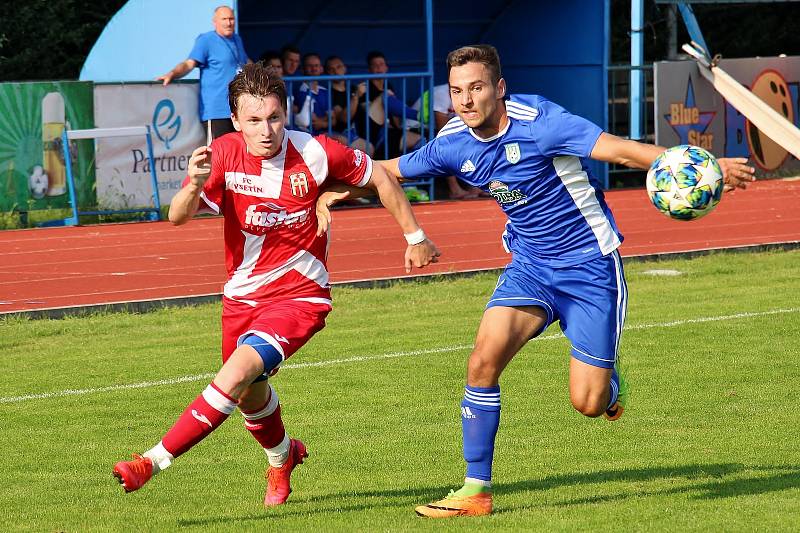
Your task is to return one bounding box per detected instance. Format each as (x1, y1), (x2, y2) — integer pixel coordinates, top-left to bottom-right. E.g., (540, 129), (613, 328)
(461, 385), (501, 483)
(607, 368), (620, 410)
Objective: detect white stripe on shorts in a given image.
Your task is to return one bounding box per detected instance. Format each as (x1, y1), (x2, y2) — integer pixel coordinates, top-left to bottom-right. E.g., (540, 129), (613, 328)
(611, 250), (627, 361)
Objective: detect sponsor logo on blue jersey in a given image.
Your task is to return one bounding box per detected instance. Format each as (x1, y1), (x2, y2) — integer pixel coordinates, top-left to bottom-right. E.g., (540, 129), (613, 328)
(488, 180), (527, 205)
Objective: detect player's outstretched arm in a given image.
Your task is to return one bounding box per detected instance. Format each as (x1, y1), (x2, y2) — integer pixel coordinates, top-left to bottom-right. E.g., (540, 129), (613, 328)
(366, 162), (440, 273)
(590, 132), (755, 191)
(379, 157), (403, 180)
(590, 132), (665, 169)
(315, 157), (406, 236)
(315, 184), (368, 236)
(169, 145), (211, 225)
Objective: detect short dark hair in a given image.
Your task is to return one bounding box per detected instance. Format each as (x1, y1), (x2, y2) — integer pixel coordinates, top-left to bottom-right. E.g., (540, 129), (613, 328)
(446, 44), (502, 85)
(280, 44), (300, 60)
(259, 49), (281, 63)
(366, 50), (385, 66)
(228, 62), (288, 115)
(324, 55), (342, 70)
(302, 52), (321, 65)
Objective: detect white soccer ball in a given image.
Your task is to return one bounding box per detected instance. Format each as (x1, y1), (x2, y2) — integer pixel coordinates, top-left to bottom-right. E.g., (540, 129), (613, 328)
(29, 166), (49, 200)
(646, 144), (724, 220)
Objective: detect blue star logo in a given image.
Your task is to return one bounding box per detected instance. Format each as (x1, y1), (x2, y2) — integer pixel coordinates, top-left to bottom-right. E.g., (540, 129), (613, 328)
(665, 78), (716, 144)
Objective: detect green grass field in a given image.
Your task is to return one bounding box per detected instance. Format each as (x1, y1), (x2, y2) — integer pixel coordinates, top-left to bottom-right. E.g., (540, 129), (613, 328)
(2, 250), (799, 532)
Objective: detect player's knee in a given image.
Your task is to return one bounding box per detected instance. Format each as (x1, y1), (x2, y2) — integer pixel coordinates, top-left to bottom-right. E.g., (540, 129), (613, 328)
(217, 359), (256, 390)
(466, 349), (501, 384)
(570, 394), (606, 418)
(241, 334), (284, 377)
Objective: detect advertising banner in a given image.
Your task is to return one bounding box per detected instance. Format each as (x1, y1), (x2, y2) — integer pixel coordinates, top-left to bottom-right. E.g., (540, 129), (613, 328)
(0, 81), (95, 212)
(655, 56), (800, 176)
(94, 82), (205, 208)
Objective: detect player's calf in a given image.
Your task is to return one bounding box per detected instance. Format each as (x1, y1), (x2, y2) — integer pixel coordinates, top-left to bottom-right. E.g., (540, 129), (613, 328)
(571, 395), (609, 418)
(603, 363), (627, 421)
(112, 382), (238, 493)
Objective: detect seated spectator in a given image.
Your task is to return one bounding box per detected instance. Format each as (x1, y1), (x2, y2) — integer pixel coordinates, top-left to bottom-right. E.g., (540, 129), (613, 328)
(325, 55), (373, 155)
(280, 45), (301, 76)
(292, 52), (330, 135)
(353, 51), (422, 159)
(413, 83), (487, 199)
(258, 50), (283, 77)
(280, 45), (302, 113)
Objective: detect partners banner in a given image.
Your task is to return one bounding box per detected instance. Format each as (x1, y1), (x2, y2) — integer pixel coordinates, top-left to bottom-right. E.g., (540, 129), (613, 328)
(0, 81), (95, 211)
(94, 82), (205, 208)
(655, 56), (800, 176)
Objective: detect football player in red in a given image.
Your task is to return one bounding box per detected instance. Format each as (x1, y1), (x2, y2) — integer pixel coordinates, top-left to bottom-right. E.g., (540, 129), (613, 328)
(113, 62), (440, 505)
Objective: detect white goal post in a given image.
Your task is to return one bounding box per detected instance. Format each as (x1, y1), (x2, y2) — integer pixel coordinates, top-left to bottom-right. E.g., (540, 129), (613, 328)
(42, 125), (162, 226)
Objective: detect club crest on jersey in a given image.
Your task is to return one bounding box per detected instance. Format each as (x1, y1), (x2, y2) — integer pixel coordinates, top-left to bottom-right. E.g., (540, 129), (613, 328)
(488, 180), (527, 205)
(289, 172), (309, 197)
(353, 148), (364, 168)
(504, 142), (521, 164)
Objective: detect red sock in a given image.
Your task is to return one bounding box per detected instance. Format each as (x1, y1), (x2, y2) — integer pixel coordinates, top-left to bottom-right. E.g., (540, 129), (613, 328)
(241, 385), (286, 449)
(162, 382), (238, 458)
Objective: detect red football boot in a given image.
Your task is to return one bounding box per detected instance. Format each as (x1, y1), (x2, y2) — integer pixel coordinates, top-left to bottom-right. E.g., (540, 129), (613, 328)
(113, 454), (154, 493)
(264, 439), (308, 506)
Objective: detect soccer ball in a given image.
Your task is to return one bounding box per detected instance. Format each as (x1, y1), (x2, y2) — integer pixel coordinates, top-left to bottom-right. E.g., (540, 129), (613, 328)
(646, 145), (724, 220)
(29, 165), (49, 200)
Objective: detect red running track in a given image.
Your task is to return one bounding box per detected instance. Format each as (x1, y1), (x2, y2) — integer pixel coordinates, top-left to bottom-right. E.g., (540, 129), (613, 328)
(1, 179), (798, 316)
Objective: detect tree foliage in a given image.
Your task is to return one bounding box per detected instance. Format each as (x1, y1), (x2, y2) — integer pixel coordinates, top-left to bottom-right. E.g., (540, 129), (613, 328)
(0, 1), (798, 81)
(610, 0), (800, 64)
(0, 0), (127, 81)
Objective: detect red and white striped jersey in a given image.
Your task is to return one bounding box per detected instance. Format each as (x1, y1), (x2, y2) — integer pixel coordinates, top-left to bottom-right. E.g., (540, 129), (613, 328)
(191, 130), (372, 306)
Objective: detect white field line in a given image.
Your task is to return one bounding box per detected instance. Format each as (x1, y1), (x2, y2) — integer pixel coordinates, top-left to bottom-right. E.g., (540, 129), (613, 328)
(2, 307), (797, 405)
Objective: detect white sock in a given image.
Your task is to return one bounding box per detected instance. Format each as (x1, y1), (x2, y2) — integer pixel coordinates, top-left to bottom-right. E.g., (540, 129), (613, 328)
(265, 434), (291, 467)
(143, 441), (174, 473)
(465, 477), (492, 488)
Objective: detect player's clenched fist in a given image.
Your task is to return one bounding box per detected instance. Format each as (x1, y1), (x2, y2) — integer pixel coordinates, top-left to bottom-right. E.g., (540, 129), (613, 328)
(188, 145), (213, 186)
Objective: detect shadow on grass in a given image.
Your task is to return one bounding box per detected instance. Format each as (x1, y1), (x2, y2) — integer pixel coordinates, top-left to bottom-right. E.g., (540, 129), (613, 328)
(503, 463), (800, 511)
(176, 463), (800, 526)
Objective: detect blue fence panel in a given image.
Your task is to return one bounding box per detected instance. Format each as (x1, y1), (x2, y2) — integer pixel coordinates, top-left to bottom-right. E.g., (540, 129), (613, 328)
(284, 71), (435, 200)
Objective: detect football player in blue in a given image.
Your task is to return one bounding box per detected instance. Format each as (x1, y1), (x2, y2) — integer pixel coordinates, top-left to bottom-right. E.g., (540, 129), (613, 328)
(317, 44), (755, 518)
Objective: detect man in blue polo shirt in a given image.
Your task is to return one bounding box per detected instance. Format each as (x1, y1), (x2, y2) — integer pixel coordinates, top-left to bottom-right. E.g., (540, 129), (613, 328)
(157, 5), (250, 138)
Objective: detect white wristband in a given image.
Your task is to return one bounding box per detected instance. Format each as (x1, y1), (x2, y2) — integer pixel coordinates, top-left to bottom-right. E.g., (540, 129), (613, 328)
(404, 228), (426, 245)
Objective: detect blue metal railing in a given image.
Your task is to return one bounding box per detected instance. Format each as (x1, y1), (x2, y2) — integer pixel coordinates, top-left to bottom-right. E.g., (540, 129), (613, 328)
(607, 63), (655, 186)
(283, 71), (435, 199)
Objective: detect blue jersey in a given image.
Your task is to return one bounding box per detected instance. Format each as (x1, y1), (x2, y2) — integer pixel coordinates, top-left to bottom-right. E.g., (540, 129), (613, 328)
(189, 31), (248, 121)
(399, 94), (622, 267)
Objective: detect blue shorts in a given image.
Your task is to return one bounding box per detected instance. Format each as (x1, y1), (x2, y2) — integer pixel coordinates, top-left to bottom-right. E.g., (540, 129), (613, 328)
(486, 251), (628, 369)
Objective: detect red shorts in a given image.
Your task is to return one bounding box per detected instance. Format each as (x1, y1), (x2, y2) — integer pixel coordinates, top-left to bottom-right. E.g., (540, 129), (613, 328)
(221, 297), (331, 369)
